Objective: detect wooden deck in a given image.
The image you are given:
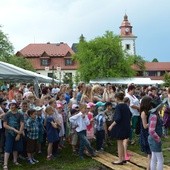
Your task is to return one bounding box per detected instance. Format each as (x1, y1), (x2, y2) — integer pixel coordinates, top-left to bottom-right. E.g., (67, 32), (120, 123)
(93, 150), (170, 170)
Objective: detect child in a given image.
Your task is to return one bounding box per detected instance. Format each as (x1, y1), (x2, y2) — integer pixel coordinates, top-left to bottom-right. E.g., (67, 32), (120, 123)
(86, 102), (95, 141)
(95, 106), (107, 152)
(56, 103), (65, 149)
(104, 102), (114, 145)
(69, 109), (79, 153)
(18, 100), (29, 160)
(26, 109), (39, 164)
(35, 106), (45, 154)
(45, 106), (59, 160)
(148, 103), (164, 170)
(69, 104), (96, 159)
(27, 94), (36, 109)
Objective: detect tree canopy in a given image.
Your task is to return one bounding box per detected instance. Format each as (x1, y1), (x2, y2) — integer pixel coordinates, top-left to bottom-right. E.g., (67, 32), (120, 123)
(0, 26), (14, 59)
(152, 58), (159, 62)
(163, 72), (170, 87)
(73, 31), (136, 82)
(128, 54), (146, 71)
(0, 26), (34, 71)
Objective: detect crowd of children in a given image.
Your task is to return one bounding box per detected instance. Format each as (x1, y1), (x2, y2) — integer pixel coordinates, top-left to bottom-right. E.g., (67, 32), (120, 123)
(0, 82), (170, 170)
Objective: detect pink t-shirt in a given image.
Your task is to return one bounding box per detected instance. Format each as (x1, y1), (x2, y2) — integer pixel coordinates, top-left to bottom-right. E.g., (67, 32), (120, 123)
(87, 112), (93, 131)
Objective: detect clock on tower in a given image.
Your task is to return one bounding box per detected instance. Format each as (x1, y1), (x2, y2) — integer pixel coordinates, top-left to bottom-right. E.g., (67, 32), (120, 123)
(125, 28), (129, 33)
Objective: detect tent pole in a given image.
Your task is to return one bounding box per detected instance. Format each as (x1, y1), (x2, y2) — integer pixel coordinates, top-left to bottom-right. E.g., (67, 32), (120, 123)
(33, 78), (39, 98)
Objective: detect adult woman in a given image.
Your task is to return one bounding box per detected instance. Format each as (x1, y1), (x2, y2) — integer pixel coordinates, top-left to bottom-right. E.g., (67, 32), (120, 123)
(125, 84), (140, 144)
(91, 84), (104, 103)
(103, 83), (116, 102)
(80, 85), (92, 104)
(3, 100), (24, 170)
(108, 92), (131, 165)
(140, 96), (152, 170)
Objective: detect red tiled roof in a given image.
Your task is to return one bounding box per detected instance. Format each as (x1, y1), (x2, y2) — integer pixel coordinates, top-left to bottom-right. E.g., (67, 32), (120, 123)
(17, 43), (74, 57)
(133, 62), (170, 71)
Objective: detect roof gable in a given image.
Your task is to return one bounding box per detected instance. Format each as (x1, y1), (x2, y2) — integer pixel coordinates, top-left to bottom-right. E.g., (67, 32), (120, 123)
(41, 51), (49, 58)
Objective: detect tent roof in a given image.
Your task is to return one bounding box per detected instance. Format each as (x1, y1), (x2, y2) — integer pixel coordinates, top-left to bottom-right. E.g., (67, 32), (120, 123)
(0, 61), (58, 83)
(90, 77), (164, 85)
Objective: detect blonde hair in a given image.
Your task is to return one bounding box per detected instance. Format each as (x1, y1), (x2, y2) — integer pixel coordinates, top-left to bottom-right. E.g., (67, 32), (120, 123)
(27, 94), (35, 99)
(91, 84), (101, 95)
(79, 103), (87, 110)
(81, 85), (92, 103)
(49, 98), (56, 105)
(45, 106), (54, 115)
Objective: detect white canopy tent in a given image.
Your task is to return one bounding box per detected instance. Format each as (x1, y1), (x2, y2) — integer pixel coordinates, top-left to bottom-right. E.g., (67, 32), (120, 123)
(0, 61), (59, 96)
(90, 77), (164, 85)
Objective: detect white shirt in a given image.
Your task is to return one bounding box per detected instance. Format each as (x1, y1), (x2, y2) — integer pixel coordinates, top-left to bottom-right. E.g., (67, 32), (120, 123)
(69, 112), (90, 132)
(51, 88), (60, 95)
(125, 93), (140, 116)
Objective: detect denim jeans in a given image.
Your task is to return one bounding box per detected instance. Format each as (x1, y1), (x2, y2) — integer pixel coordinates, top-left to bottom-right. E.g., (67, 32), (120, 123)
(77, 130), (94, 157)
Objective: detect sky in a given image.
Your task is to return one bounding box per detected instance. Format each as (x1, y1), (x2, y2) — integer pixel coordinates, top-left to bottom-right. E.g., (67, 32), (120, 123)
(0, 0), (169, 62)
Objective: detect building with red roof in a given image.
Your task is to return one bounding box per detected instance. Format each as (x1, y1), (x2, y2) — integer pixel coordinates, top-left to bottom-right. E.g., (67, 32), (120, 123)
(133, 62), (170, 80)
(16, 42), (78, 82)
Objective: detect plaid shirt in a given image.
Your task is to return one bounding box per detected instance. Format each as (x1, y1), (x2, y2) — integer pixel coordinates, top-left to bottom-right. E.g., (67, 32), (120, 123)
(26, 117), (39, 140)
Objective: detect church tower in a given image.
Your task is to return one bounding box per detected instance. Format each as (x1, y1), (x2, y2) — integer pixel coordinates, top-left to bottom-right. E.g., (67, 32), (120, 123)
(119, 14), (137, 55)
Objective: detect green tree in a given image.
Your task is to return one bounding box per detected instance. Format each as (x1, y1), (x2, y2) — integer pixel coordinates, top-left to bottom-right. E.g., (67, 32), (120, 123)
(163, 72), (170, 87)
(8, 55), (35, 71)
(0, 26), (34, 71)
(152, 58), (159, 62)
(62, 74), (73, 88)
(128, 55), (146, 71)
(73, 31), (135, 82)
(0, 26), (14, 60)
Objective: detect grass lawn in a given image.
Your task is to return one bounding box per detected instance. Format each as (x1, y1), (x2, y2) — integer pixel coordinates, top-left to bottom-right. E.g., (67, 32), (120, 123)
(2, 136), (170, 170)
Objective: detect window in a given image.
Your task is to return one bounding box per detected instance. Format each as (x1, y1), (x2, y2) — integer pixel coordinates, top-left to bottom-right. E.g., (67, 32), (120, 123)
(65, 59), (73, 66)
(125, 44), (130, 50)
(48, 73), (53, 78)
(41, 59), (49, 66)
(65, 72), (72, 78)
(148, 71), (157, 76)
(160, 71), (165, 76)
(136, 71), (143, 76)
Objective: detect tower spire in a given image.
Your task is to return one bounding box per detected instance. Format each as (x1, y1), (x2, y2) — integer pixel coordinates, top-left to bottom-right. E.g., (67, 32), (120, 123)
(119, 14), (137, 55)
